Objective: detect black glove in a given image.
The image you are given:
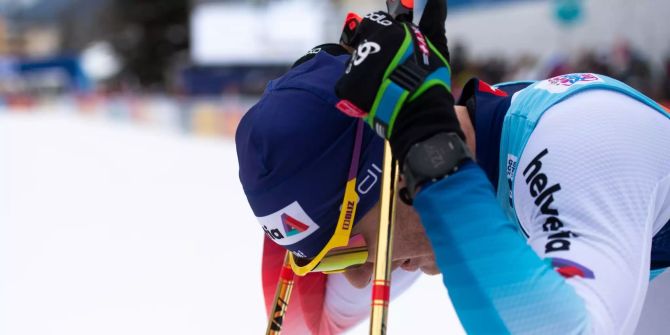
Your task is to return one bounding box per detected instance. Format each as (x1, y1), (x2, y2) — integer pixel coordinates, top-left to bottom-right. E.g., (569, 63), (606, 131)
(340, 12), (363, 47)
(335, 11), (463, 165)
(418, 0), (449, 63)
(335, 10), (471, 202)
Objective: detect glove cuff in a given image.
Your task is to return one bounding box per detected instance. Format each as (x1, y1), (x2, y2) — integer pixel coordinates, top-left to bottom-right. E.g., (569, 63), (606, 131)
(389, 85), (464, 167)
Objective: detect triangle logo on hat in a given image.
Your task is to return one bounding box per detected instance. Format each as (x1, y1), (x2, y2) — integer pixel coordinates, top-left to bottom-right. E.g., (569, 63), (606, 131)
(282, 213), (309, 236)
(257, 201), (319, 246)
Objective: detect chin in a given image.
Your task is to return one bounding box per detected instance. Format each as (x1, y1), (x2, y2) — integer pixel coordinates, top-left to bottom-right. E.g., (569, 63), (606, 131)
(420, 265), (441, 276)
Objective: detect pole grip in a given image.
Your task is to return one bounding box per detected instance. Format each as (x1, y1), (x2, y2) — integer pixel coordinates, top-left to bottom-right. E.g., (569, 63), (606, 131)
(386, 0), (414, 22)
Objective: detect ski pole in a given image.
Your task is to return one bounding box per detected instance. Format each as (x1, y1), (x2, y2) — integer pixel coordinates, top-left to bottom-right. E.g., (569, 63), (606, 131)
(386, 0), (414, 22)
(368, 3), (413, 333)
(265, 252), (295, 335)
(369, 140), (399, 335)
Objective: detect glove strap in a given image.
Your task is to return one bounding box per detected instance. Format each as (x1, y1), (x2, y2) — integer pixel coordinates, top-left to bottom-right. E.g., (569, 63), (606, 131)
(367, 25), (452, 139)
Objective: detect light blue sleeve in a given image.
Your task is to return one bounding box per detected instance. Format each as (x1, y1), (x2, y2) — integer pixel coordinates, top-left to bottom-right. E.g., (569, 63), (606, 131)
(413, 162), (590, 334)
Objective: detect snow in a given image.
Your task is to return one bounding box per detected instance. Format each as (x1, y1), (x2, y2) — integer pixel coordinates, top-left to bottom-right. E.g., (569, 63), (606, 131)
(0, 113), (464, 334)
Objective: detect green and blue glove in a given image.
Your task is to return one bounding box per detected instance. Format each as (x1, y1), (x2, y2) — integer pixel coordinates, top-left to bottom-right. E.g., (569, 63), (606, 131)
(336, 5), (471, 201)
(335, 10), (462, 162)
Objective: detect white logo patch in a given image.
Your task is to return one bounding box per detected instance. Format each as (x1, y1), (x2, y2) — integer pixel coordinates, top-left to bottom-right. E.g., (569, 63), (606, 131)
(257, 201), (319, 246)
(357, 163), (383, 195)
(364, 12), (393, 26)
(534, 73), (603, 94)
(506, 154), (518, 179)
(353, 41), (381, 66)
(506, 154), (518, 205)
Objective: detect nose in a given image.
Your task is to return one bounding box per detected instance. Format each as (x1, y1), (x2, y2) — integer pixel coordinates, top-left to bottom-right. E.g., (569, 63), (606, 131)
(393, 257), (436, 273)
(398, 258), (419, 272)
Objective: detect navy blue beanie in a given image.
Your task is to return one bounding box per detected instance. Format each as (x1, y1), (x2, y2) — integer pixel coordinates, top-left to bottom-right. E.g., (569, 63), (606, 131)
(236, 50), (384, 258)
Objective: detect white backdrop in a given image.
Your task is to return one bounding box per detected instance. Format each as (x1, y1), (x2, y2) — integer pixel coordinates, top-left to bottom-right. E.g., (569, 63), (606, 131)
(191, 1), (330, 65)
(1, 112), (668, 334)
(0, 112), (463, 335)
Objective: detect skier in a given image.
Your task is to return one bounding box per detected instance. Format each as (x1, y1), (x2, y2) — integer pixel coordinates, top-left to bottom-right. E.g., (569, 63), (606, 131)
(332, 7), (670, 335)
(236, 1), (670, 334)
(236, 4), (449, 333)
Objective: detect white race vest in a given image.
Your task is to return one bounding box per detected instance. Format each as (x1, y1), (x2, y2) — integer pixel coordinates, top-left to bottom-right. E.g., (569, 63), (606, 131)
(495, 73), (670, 231)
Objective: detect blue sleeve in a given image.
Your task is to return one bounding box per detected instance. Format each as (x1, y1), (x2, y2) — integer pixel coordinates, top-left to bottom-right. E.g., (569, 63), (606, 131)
(413, 162), (590, 334)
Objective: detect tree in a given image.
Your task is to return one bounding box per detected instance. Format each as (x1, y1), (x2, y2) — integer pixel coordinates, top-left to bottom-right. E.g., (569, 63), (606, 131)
(108, 0), (190, 90)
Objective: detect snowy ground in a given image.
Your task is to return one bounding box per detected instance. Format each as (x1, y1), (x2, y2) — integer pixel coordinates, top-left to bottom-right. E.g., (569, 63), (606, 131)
(2, 112), (669, 335)
(0, 113), (464, 335)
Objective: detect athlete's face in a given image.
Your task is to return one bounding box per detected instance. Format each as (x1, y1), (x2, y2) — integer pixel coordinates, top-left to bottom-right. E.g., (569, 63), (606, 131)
(343, 183), (439, 288)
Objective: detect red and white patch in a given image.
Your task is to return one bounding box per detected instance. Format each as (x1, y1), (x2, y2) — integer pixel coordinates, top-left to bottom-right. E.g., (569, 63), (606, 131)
(336, 100), (368, 118)
(479, 80), (508, 97)
(410, 25), (430, 65)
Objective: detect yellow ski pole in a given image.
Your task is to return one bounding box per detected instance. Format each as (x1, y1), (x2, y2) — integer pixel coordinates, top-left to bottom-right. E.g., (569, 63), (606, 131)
(369, 1), (412, 333)
(369, 140), (399, 335)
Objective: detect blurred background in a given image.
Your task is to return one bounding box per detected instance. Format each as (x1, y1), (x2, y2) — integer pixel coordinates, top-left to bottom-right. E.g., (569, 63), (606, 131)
(0, 0), (669, 334)
(0, 0), (666, 126)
